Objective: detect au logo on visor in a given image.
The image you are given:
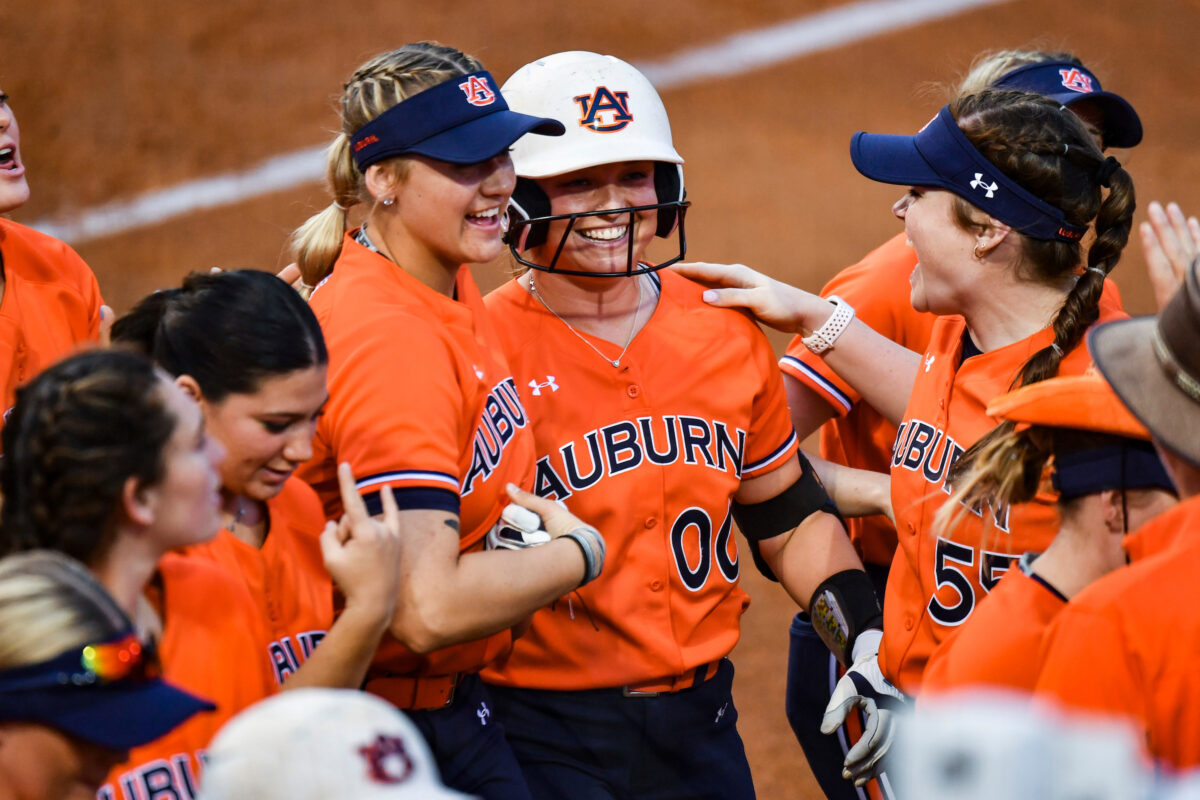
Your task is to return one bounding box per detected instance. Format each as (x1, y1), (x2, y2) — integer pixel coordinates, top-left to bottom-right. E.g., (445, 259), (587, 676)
(459, 75), (497, 107)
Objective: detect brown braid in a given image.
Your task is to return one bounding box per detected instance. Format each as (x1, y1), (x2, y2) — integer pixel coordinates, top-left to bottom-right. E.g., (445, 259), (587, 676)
(291, 42), (484, 285)
(942, 89), (1136, 514)
(0, 350), (175, 564)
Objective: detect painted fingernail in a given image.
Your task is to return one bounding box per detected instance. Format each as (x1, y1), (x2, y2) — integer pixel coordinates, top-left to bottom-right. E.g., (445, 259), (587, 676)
(702, 290), (717, 302)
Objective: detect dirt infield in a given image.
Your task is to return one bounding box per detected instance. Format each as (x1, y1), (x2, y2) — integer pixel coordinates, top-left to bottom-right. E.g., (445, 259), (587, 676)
(7, 1), (1200, 796)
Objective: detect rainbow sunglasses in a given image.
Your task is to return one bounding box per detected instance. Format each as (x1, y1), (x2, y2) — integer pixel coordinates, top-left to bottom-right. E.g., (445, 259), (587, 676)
(0, 630), (161, 692)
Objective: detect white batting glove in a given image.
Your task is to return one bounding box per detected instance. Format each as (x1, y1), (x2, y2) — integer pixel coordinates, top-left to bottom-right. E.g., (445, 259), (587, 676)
(486, 503), (552, 550)
(820, 629), (907, 786)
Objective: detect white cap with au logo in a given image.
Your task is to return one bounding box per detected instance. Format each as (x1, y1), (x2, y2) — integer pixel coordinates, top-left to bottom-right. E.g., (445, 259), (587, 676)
(199, 688), (472, 800)
(501, 50), (683, 179)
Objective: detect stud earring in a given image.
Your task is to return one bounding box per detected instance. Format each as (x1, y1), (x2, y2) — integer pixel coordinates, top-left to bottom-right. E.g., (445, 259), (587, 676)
(382, 197), (394, 207)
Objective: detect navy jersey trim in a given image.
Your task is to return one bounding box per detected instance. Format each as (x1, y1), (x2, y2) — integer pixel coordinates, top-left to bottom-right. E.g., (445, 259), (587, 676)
(779, 355), (853, 413)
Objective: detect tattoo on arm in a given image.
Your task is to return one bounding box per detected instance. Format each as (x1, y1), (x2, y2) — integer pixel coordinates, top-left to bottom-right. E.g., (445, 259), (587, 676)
(444, 519), (459, 533)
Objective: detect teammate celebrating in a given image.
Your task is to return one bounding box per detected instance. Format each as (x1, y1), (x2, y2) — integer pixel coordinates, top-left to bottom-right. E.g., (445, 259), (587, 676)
(777, 51), (1142, 799)
(0, 87), (108, 426)
(677, 87), (1135, 698)
(920, 373), (1176, 693)
(482, 51), (894, 798)
(290, 42), (606, 799)
(1035, 255), (1200, 770)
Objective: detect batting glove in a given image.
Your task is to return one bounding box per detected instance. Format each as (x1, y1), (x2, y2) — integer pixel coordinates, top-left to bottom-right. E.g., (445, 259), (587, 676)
(486, 503), (553, 550)
(820, 629), (907, 786)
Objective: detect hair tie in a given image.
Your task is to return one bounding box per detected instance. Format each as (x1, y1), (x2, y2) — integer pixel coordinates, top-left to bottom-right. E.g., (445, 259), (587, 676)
(333, 200), (348, 212)
(1051, 343), (1065, 357)
(1087, 266), (1107, 277)
(1095, 156), (1122, 188)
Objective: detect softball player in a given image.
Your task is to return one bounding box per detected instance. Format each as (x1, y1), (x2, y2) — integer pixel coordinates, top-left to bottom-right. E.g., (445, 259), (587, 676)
(481, 51), (893, 799)
(778, 51), (1143, 799)
(678, 86), (1136, 700)
(0, 87), (108, 425)
(920, 373), (1176, 694)
(1036, 256), (1200, 770)
(290, 42), (606, 799)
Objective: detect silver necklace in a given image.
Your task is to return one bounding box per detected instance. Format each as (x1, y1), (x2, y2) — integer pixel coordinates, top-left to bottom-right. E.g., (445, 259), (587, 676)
(528, 272), (643, 368)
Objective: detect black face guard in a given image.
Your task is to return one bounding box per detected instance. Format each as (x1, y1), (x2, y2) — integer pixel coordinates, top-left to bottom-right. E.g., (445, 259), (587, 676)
(506, 200), (690, 277)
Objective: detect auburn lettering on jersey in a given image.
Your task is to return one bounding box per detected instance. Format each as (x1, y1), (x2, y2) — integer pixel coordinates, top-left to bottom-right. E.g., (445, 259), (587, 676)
(298, 232), (533, 684)
(881, 299), (1126, 694)
(482, 269), (799, 691)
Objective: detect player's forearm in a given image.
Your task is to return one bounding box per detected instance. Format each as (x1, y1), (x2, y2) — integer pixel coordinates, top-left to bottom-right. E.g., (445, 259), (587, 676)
(282, 603), (391, 691)
(818, 319), (920, 425)
(808, 455), (892, 521)
(388, 540), (585, 654)
(763, 512), (868, 611)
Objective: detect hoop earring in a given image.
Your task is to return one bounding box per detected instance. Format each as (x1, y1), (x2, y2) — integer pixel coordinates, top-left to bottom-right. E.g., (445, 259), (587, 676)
(973, 243), (985, 260)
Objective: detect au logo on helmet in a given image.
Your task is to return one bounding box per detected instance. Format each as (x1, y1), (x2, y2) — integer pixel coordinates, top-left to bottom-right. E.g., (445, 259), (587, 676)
(459, 75), (497, 107)
(574, 86), (633, 132)
(1058, 68), (1095, 94)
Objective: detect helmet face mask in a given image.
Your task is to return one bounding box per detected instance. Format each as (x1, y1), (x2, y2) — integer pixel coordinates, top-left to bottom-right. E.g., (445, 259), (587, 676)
(500, 51), (689, 277)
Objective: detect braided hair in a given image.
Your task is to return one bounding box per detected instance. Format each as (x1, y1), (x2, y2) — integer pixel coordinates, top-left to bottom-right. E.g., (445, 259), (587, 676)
(290, 42), (485, 286)
(943, 89), (1136, 516)
(0, 349), (175, 563)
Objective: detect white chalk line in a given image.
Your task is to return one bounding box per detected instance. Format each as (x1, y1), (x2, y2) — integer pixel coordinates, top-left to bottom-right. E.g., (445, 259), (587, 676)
(30, 0), (1009, 244)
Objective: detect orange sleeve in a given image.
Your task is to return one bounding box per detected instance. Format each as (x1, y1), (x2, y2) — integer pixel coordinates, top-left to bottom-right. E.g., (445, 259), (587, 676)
(321, 312), (467, 499)
(779, 234), (930, 415)
(1035, 604), (1145, 726)
(742, 318), (799, 478)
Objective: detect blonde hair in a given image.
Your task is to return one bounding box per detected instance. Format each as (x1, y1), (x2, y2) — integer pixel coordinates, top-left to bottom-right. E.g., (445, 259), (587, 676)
(955, 48), (1082, 96)
(0, 551), (131, 668)
(289, 42), (484, 286)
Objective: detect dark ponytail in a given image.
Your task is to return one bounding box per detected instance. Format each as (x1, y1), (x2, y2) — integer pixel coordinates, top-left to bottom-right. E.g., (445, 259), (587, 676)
(945, 89), (1136, 502)
(0, 350), (175, 562)
(112, 270), (327, 400)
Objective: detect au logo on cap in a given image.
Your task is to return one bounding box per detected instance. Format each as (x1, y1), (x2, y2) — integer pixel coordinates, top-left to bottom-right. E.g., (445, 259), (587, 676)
(359, 734), (415, 783)
(1059, 68), (1095, 94)
(574, 86), (633, 133)
(459, 75), (497, 107)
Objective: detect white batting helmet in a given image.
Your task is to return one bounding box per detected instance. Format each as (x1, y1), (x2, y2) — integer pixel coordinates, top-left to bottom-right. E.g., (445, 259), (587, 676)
(500, 51), (689, 275)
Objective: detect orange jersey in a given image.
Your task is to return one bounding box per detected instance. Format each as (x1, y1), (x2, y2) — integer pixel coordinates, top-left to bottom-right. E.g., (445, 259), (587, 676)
(1036, 495), (1200, 770)
(920, 553), (1065, 695)
(99, 554), (275, 800)
(297, 232), (533, 680)
(0, 218), (103, 421)
(480, 270), (799, 690)
(779, 234), (934, 567)
(882, 298), (1125, 694)
(183, 477), (332, 686)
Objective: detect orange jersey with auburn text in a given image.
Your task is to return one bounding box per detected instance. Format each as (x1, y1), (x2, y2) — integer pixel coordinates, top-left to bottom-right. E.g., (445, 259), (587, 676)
(920, 553), (1065, 695)
(99, 554), (275, 800)
(183, 477), (332, 685)
(298, 233), (533, 680)
(481, 270), (799, 690)
(780, 234), (934, 567)
(883, 300), (1125, 694)
(1036, 495), (1200, 770)
(0, 218), (103, 422)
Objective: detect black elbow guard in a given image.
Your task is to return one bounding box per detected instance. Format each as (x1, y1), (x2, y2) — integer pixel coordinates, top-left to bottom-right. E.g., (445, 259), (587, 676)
(732, 451), (844, 581)
(809, 569), (883, 667)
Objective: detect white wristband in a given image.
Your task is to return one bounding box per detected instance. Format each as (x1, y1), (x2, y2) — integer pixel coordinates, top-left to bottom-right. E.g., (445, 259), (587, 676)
(801, 295), (856, 354)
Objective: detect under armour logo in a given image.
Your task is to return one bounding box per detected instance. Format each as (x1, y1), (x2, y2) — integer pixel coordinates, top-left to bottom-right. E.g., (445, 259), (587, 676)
(473, 365), (485, 380)
(529, 376), (559, 396)
(477, 702), (491, 726)
(969, 173), (998, 199)
(1059, 68), (1095, 94)
(715, 703), (728, 725)
(924, 354), (936, 373)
